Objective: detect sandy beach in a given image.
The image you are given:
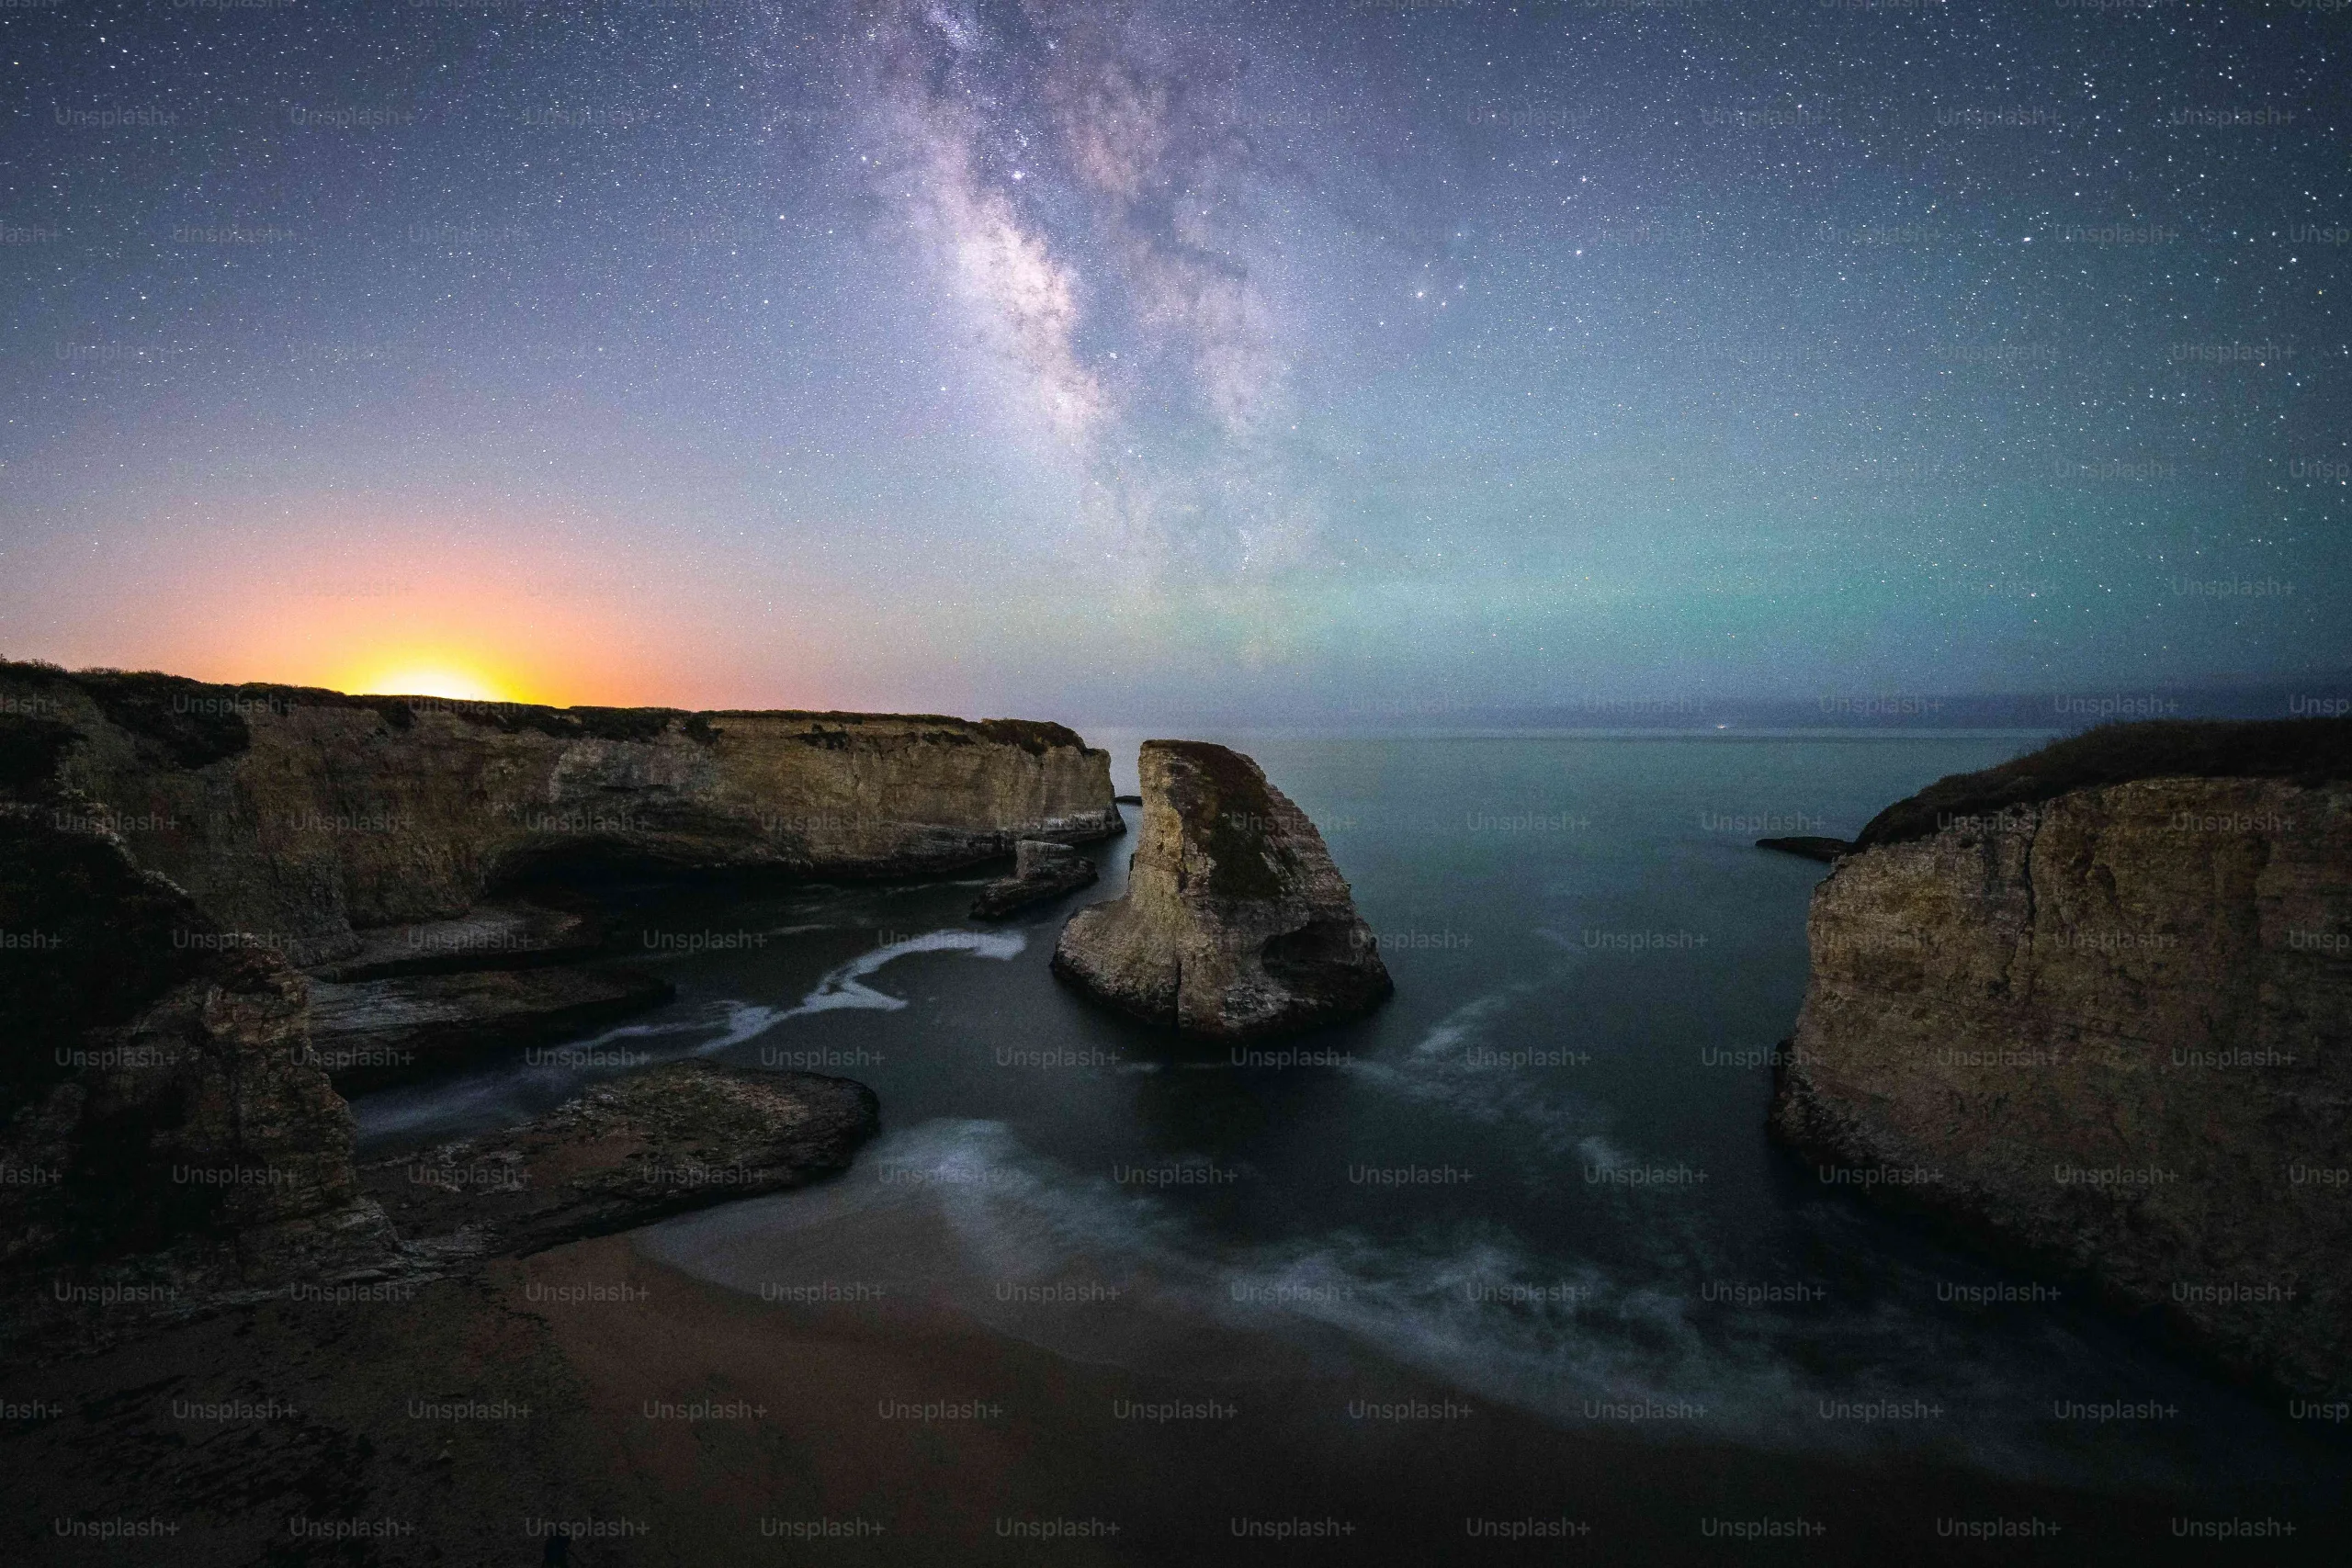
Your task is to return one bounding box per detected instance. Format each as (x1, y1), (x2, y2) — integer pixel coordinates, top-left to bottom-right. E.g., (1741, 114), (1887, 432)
(14, 1213), (2312, 1566)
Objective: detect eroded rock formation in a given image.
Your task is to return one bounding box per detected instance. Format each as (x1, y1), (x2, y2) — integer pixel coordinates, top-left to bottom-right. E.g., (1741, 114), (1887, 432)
(0, 658), (1089, 1354)
(0, 807), (877, 1355)
(1770, 718), (2352, 1396)
(1, 660), (1121, 1085)
(1, 810), (398, 1358)
(0, 660), (1122, 966)
(306, 964), (677, 1091)
(1052, 740), (1390, 1037)
(971, 837), (1099, 919)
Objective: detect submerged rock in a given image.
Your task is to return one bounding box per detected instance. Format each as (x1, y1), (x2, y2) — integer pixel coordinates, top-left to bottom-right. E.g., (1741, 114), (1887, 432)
(1052, 740), (1391, 1038)
(1756, 835), (1851, 863)
(360, 1062), (877, 1256)
(971, 838), (1099, 919)
(1770, 718), (2352, 1398)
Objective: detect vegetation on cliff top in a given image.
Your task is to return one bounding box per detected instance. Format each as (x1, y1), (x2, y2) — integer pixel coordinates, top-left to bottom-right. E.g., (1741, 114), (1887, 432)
(0, 660), (1092, 763)
(1858, 716), (2352, 849)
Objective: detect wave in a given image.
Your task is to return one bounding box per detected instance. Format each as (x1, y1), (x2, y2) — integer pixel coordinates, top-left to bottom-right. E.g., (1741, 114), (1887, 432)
(1340, 987), (1610, 1161)
(353, 930), (1023, 1140)
(775, 928), (1025, 1020)
(639, 1118), (2259, 1490)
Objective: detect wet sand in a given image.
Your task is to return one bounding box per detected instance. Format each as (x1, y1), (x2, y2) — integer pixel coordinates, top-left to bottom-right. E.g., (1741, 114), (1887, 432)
(516, 1231), (2273, 1566)
(6, 1226), (2341, 1565)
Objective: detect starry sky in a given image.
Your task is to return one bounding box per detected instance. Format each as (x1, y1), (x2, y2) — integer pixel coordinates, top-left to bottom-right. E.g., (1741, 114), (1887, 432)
(4, 0), (2346, 720)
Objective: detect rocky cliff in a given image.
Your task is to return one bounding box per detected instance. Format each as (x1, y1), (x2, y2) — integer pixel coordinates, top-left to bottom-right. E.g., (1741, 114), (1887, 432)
(1053, 740), (1391, 1037)
(1, 657), (1082, 1350)
(1771, 718), (2352, 1397)
(0, 660), (1121, 966)
(0, 807), (394, 1337)
(1, 804), (880, 1358)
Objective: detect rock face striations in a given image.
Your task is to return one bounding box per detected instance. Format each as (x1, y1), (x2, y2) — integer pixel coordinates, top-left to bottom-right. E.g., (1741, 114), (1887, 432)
(0, 659), (1121, 1086)
(0, 658), (1090, 1352)
(0, 660), (1122, 967)
(1770, 718), (2352, 1397)
(306, 964), (678, 1091)
(0, 807), (396, 1350)
(1052, 741), (1391, 1038)
(0, 806), (881, 1359)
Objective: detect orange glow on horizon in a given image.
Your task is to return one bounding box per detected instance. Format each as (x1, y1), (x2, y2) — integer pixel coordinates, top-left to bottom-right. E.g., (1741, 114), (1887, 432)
(32, 499), (856, 714)
(336, 654), (533, 705)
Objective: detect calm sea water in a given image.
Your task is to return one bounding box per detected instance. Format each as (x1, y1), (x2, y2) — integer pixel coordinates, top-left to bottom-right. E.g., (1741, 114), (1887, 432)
(353, 731), (2344, 1503)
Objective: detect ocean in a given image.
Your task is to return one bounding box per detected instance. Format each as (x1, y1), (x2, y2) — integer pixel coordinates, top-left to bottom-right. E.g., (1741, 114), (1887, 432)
(352, 730), (2345, 1517)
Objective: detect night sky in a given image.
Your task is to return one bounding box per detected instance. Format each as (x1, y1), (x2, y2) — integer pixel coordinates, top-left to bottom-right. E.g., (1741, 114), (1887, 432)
(5, 0), (2346, 718)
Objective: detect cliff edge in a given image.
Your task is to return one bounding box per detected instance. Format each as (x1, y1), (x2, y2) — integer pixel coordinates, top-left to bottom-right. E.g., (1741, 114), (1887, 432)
(1770, 717), (2352, 1397)
(0, 660), (1121, 966)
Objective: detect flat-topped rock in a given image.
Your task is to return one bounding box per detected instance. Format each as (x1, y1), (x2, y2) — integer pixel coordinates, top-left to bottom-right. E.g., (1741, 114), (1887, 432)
(360, 1062), (878, 1256)
(307, 965), (675, 1090)
(305, 901), (605, 983)
(1051, 740), (1391, 1038)
(971, 838), (1099, 919)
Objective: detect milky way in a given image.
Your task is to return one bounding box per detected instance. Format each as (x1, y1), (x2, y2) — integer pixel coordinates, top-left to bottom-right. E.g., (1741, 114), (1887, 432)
(2, 0), (2346, 716)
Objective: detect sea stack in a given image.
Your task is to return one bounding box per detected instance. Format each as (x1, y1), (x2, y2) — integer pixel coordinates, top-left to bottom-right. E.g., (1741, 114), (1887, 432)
(1051, 740), (1391, 1038)
(1770, 718), (2352, 1398)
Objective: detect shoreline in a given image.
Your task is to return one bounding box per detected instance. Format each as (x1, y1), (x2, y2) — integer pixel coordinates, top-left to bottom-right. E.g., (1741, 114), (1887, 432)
(5, 1220), (2342, 1564)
